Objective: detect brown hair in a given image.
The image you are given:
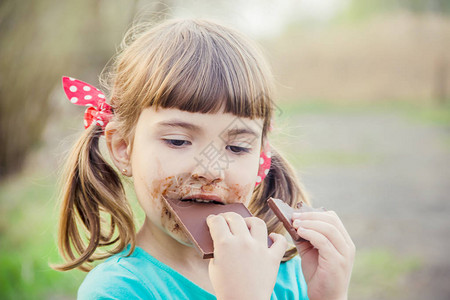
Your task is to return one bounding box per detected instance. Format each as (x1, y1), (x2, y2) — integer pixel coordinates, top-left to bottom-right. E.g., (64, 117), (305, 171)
(55, 19), (308, 271)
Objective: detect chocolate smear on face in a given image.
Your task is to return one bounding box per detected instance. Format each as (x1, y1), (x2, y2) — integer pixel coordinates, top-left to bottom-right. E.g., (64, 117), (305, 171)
(152, 173), (272, 258)
(162, 196), (273, 259)
(148, 175), (190, 243)
(172, 223), (181, 232)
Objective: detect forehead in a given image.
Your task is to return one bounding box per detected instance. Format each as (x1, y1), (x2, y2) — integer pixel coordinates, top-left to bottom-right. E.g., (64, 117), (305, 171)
(137, 107), (264, 138)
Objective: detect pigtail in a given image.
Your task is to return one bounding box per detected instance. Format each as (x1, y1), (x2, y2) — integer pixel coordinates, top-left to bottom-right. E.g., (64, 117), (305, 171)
(250, 146), (309, 261)
(54, 126), (135, 272)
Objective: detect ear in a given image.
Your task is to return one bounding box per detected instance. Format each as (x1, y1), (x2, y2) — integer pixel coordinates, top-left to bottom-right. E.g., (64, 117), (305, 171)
(105, 122), (132, 177)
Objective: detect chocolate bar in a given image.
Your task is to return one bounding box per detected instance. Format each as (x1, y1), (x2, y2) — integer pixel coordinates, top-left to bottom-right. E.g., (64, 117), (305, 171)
(267, 197), (326, 243)
(163, 197), (273, 259)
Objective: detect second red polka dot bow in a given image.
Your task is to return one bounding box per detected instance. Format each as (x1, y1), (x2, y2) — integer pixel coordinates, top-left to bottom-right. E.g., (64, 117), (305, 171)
(256, 142), (271, 186)
(62, 76), (113, 131)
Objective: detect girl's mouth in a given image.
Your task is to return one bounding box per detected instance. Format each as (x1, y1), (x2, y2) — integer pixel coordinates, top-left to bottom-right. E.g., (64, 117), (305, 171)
(181, 193), (224, 205)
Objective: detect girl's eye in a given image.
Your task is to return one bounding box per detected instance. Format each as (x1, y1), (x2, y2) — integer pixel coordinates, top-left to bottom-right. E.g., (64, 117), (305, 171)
(164, 139), (191, 147)
(226, 145), (251, 154)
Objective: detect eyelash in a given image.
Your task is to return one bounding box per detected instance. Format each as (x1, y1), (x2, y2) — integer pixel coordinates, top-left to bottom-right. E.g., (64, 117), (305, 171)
(164, 139), (251, 154)
(164, 139), (191, 147)
(226, 145), (251, 154)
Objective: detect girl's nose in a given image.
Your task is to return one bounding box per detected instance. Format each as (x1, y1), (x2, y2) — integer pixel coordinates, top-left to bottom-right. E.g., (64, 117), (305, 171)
(190, 164), (225, 183)
(191, 150), (227, 184)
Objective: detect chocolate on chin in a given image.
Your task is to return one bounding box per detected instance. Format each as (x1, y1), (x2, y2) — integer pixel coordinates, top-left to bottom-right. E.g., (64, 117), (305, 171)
(163, 197), (273, 259)
(267, 197), (326, 243)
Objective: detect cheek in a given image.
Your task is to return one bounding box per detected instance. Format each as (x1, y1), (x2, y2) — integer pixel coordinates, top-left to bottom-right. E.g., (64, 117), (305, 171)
(225, 156), (260, 205)
(141, 175), (191, 243)
(227, 182), (255, 205)
(144, 175), (177, 223)
(228, 154), (260, 185)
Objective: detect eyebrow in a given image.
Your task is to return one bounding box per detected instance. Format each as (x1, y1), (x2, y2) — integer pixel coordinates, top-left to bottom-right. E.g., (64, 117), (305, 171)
(155, 119), (260, 138)
(156, 120), (202, 132)
(226, 127), (259, 138)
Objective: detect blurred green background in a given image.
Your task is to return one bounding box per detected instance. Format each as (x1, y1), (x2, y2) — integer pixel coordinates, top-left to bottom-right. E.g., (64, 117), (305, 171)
(1, 0), (449, 299)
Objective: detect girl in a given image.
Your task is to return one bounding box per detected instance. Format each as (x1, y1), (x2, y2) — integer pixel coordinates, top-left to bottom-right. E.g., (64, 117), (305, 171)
(56, 19), (355, 300)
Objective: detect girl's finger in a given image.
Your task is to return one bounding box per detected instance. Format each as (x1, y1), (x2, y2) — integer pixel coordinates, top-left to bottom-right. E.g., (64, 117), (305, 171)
(245, 217), (268, 243)
(293, 211), (353, 247)
(293, 219), (348, 257)
(326, 211), (354, 247)
(221, 212), (251, 237)
(296, 226), (340, 259)
(268, 233), (288, 259)
(207, 214), (233, 242)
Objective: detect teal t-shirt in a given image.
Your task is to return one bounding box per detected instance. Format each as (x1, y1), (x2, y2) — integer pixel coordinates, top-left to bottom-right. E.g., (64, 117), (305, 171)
(78, 246), (309, 299)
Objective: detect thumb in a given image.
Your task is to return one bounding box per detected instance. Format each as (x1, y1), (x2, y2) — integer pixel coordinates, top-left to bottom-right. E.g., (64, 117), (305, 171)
(269, 233), (288, 259)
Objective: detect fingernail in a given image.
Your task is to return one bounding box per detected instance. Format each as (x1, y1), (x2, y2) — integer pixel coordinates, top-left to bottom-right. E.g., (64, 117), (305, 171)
(292, 212), (303, 219)
(293, 219), (301, 227)
(207, 214), (215, 220)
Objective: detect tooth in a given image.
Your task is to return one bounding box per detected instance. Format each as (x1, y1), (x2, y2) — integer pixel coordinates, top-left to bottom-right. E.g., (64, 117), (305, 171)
(194, 199), (209, 203)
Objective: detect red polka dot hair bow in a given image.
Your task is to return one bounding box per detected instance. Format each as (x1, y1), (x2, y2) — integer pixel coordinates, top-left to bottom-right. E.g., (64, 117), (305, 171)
(62, 76), (113, 131)
(256, 141), (271, 186)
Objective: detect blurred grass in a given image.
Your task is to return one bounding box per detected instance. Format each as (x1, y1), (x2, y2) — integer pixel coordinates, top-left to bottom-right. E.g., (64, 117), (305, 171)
(0, 174), (84, 299)
(0, 101), (445, 299)
(350, 248), (422, 299)
(0, 170), (144, 299)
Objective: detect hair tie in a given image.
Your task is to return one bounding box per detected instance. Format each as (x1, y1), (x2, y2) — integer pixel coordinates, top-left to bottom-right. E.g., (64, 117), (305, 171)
(62, 76), (113, 132)
(256, 141), (271, 186)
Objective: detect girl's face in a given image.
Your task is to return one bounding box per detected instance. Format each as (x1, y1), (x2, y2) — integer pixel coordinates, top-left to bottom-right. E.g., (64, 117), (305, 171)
(129, 107), (263, 245)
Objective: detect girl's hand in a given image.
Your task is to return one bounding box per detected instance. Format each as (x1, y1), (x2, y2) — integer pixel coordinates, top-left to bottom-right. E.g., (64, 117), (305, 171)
(292, 211), (355, 300)
(207, 212), (288, 300)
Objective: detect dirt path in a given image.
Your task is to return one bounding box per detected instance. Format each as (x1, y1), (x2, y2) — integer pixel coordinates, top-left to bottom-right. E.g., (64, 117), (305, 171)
(287, 110), (450, 300)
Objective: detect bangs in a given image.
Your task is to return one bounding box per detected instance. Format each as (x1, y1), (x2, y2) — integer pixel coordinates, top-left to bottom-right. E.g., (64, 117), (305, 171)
(110, 19), (275, 136)
(141, 20), (274, 128)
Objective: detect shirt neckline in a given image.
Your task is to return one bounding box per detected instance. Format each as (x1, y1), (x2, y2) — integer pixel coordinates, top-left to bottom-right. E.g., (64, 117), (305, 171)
(121, 245), (216, 298)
